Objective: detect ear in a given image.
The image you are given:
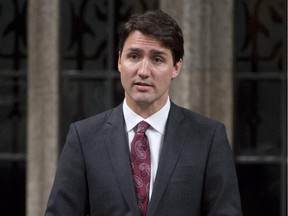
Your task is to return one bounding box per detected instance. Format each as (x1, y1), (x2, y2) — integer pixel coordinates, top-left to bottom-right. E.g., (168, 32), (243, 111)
(171, 59), (183, 79)
(118, 52), (122, 72)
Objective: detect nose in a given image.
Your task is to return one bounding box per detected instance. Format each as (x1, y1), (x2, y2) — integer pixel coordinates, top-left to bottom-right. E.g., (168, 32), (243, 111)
(137, 58), (150, 79)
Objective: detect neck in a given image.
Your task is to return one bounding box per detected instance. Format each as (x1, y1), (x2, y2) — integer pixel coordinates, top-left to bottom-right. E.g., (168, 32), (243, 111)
(125, 98), (168, 119)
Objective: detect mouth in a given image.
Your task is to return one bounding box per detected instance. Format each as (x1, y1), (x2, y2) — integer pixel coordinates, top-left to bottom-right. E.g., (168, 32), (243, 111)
(135, 81), (151, 87)
(134, 81), (152, 91)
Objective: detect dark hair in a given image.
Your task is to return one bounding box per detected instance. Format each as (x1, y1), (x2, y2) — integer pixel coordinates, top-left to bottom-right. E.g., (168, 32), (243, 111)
(119, 10), (184, 65)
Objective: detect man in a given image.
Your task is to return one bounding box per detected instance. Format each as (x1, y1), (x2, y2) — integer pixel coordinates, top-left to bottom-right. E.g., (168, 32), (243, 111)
(45, 10), (242, 216)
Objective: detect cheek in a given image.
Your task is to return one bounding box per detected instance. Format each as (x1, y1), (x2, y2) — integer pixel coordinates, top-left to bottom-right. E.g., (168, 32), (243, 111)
(153, 76), (172, 91)
(120, 62), (137, 75)
(155, 69), (173, 83)
(120, 72), (128, 85)
(120, 66), (134, 86)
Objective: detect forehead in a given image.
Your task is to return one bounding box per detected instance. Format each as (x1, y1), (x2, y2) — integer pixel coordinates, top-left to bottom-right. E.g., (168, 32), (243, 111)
(123, 31), (169, 53)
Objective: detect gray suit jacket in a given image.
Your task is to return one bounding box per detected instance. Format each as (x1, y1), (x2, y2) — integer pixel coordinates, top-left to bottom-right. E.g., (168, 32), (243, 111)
(45, 102), (242, 216)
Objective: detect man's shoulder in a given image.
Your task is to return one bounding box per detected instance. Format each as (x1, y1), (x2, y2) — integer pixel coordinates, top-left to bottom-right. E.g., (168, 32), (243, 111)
(171, 102), (224, 128)
(73, 103), (123, 130)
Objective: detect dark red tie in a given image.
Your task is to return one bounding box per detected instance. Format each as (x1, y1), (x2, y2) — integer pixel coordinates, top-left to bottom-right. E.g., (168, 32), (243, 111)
(130, 121), (150, 216)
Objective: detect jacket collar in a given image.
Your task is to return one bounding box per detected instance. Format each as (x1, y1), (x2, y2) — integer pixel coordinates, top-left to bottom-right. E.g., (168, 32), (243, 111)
(103, 104), (140, 216)
(147, 102), (187, 216)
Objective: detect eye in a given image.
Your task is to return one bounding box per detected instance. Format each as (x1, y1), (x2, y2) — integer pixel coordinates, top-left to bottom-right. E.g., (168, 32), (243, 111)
(128, 53), (140, 61)
(152, 56), (164, 64)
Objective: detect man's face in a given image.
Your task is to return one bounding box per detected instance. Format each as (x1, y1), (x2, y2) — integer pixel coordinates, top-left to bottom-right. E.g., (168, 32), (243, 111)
(118, 31), (182, 111)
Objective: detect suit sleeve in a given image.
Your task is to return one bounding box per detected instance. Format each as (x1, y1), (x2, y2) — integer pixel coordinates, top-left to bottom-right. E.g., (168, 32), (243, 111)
(202, 124), (242, 216)
(45, 123), (90, 216)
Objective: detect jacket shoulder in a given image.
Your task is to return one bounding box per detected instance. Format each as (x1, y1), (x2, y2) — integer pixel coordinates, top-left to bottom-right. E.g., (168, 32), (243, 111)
(172, 103), (224, 129)
(73, 104), (122, 132)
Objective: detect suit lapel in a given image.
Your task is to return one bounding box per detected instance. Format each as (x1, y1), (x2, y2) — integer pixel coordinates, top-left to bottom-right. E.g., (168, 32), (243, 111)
(147, 103), (187, 216)
(103, 105), (140, 216)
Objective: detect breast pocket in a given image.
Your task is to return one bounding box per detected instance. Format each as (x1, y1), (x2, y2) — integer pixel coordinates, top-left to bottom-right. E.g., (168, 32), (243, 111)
(165, 165), (203, 206)
(170, 166), (195, 184)
(171, 165), (204, 185)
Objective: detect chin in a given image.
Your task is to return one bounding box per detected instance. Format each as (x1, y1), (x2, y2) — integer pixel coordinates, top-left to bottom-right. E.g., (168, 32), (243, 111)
(133, 97), (155, 105)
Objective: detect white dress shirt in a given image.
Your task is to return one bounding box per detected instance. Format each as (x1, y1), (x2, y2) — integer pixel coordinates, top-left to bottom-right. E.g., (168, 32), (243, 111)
(123, 98), (170, 199)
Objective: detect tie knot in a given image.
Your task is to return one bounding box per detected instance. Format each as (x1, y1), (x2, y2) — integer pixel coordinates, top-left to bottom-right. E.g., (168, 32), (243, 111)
(135, 121), (150, 134)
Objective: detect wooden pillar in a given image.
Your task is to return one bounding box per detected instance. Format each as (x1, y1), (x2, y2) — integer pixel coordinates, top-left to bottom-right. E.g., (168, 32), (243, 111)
(160, 0), (234, 143)
(27, 0), (59, 215)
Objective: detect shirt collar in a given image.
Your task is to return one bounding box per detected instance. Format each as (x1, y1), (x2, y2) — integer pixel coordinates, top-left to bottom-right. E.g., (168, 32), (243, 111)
(123, 98), (170, 134)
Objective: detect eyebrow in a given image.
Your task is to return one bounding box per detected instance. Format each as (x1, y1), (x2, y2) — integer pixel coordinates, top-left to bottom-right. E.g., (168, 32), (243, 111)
(150, 49), (167, 56)
(127, 48), (168, 56)
(127, 48), (143, 53)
